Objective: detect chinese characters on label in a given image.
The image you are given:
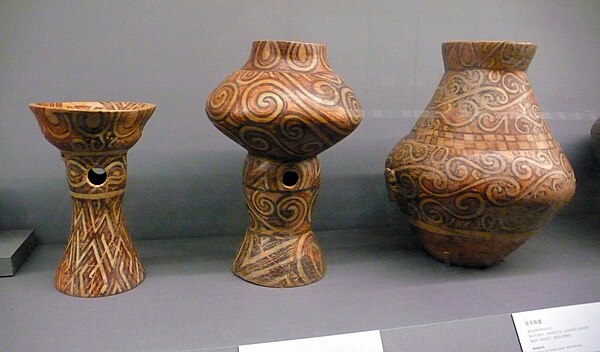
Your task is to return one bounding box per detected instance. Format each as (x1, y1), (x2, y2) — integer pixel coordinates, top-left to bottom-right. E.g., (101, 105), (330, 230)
(513, 302), (600, 352)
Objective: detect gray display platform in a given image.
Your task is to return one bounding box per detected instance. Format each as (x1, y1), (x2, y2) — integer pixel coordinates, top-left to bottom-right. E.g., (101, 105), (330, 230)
(0, 229), (36, 277)
(1, 217), (599, 352)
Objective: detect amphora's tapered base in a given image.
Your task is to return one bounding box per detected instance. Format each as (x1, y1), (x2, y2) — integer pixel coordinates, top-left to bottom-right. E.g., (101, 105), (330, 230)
(410, 221), (533, 267)
(232, 155), (325, 287)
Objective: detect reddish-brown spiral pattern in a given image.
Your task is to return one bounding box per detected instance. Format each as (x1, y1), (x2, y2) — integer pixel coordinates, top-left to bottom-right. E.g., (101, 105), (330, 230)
(443, 41), (537, 71)
(385, 41), (575, 267)
(30, 102), (155, 151)
(206, 40), (362, 160)
(234, 155), (322, 287)
(205, 81), (238, 121)
(206, 41), (360, 287)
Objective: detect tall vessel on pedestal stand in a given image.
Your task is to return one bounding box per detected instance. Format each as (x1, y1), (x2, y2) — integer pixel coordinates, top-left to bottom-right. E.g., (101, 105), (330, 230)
(30, 101), (155, 297)
(206, 40), (362, 287)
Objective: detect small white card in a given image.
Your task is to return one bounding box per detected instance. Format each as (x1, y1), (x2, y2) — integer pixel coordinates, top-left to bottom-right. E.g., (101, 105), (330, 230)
(512, 302), (600, 352)
(238, 330), (383, 352)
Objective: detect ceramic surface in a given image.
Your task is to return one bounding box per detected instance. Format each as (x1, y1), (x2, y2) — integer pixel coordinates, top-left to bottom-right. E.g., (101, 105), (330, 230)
(30, 101), (155, 297)
(385, 42), (576, 267)
(206, 41), (362, 287)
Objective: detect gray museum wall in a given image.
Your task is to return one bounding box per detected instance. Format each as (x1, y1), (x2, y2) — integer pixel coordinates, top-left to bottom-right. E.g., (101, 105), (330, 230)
(1, 0), (599, 244)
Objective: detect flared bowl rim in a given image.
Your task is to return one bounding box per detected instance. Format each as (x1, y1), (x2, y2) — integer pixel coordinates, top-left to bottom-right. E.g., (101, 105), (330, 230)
(28, 101), (156, 113)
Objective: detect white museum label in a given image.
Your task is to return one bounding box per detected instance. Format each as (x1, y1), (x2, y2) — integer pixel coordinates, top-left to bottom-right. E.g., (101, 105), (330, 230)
(238, 330), (383, 352)
(512, 302), (600, 352)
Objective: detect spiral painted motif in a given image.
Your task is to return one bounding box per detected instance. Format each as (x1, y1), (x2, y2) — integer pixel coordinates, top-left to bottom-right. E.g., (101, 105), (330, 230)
(233, 155), (323, 287)
(443, 41), (537, 71)
(387, 140), (573, 233)
(206, 41), (360, 287)
(206, 40), (362, 160)
(30, 102), (155, 152)
(29, 102), (154, 297)
(385, 42), (576, 267)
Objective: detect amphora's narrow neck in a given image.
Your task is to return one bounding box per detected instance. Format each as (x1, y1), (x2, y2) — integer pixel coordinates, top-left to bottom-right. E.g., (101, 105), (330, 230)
(243, 40), (332, 73)
(442, 41), (537, 71)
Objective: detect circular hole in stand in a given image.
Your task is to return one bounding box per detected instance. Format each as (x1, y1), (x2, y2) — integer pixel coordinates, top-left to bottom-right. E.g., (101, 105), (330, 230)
(87, 167), (107, 186)
(282, 170), (299, 188)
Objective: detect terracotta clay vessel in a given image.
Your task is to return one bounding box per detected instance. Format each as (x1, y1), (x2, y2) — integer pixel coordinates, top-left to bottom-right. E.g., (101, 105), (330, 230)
(206, 40), (362, 287)
(385, 41), (576, 267)
(29, 102), (155, 297)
